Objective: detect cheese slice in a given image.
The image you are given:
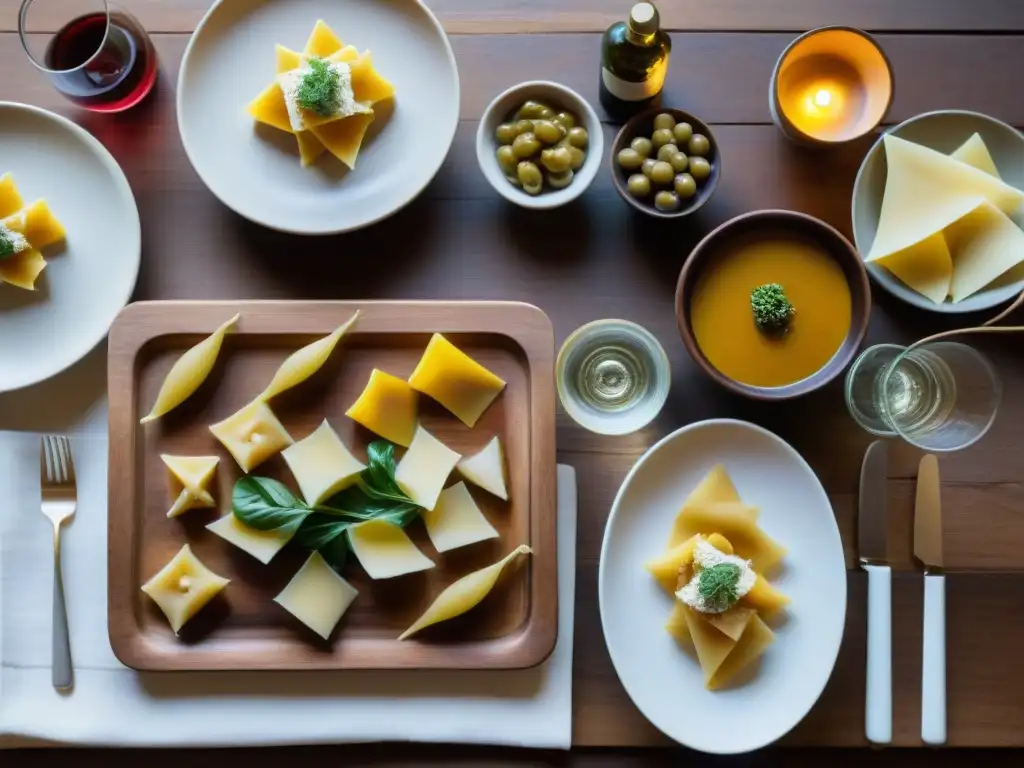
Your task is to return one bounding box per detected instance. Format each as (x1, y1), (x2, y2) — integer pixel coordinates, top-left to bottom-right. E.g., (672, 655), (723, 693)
(206, 513), (295, 564)
(867, 134), (1024, 261)
(295, 130), (327, 167)
(667, 464), (747, 548)
(160, 454), (219, 518)
(456, 436), (508, 501)
(422, 481), (500, 553)
(345, 368), (419, 447)
(945, 201), (1024, 302)
(399, 545), (531, 640)
(394, 424), (461, 511)
(309, 112), (375, 170)
(665, 602), (691, 643)
(951, 133), (1001, 178)
(8, 199), (66, 249)
(209, 401), (293, 473)
(0, 173), (24, 218)
(141, 314), (239, 424)
(707, 613), (775, 690)
(704, 605), (757, 642)
(868, 231), (953, 305)
(140, 544), (230, 634)
(256, 311), (359, 401)
(0, 245), (45, 290)
(408, 334), (507, 427)
(348, 519), (434, 579)
(274, 551), (358, 640)
(303, 19), (344, 58)
(647, 533), (735, 594)
(281, 419), (365, 505)
(682, 605), (737, 686)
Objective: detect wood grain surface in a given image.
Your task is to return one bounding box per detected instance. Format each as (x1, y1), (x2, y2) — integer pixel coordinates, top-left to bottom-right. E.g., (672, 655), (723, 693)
(106, 301), (557, 670)
(2, 0), (1024, 760)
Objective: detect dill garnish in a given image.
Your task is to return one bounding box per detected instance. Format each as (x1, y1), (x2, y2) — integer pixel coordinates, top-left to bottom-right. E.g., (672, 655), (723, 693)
(697, 563), (742, 612)
(296, 57), (341, 117)
(750, 283), (795, 335)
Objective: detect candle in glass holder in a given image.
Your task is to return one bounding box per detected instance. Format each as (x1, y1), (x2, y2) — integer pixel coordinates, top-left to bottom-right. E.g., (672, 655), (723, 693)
(770, 27), (893, 145)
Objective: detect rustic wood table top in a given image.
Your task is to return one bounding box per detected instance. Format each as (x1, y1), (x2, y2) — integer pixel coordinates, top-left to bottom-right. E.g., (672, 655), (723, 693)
(3, 0), (1024, 763)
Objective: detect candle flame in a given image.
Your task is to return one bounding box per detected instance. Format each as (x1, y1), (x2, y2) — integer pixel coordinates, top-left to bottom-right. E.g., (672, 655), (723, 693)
(813, 88), (833, 108)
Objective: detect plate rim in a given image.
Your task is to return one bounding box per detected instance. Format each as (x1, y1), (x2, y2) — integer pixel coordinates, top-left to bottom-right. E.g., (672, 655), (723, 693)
(176, 0), (461, 236)
(852, 108), (1024, 314)
(597, 418), (848, 754)
(0, 100), (141, 394)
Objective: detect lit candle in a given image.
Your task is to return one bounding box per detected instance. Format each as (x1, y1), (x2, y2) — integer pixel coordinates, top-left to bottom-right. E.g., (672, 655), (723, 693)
(769, 27), (893, 145)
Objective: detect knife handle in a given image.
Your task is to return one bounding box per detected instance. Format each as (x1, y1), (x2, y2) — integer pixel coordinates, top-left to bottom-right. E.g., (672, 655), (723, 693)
(865, 564), (892, 744)
(922, 573), (946, 745)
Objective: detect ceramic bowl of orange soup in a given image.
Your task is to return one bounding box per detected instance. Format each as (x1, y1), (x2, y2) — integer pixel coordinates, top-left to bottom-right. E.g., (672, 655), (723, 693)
(675, 210), (871, 399)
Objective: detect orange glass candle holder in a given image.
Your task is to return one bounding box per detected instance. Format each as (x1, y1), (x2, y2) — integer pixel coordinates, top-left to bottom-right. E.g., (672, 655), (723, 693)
(770, 27), (893, 145)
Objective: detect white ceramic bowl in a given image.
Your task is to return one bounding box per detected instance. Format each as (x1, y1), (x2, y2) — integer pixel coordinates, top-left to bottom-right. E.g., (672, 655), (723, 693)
(599, 419), (847, 754)
(177, 0), (459, 235)
(852, 109), (1024, 313)
(476, 81), (603, 210)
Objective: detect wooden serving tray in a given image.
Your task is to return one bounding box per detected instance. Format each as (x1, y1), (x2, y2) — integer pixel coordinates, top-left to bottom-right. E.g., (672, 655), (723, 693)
(107, 300), (557, 671)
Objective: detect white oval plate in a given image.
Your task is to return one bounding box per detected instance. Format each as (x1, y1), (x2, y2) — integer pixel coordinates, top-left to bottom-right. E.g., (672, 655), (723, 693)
(0, 102), (140, 393)
(599, 419), (847, 754)
(178, 0), (459, 235)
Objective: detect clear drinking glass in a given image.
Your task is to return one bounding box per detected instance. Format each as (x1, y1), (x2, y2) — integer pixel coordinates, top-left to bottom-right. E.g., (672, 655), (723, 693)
(556, 319), (671, 436)
(844, 341), (1001, 452)
(19, 0), (158, 112)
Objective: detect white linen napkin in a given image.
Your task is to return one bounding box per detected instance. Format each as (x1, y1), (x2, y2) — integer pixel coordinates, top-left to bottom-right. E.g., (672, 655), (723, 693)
(0, 431), (577, 748)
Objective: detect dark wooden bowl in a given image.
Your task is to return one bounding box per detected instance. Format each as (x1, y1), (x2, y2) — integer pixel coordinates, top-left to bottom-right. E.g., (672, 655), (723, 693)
(674, 209), (871, 400)
(610, 107), (721, 219)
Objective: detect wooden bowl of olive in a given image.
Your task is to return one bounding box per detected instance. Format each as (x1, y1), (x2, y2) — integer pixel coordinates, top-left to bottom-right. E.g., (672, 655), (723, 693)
(610, 107), (720, 218)
(476, 81), (604, 210)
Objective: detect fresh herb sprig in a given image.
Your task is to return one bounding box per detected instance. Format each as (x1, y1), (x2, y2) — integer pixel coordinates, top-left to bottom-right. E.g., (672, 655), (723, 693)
(697, 563), (742, 612)
(750, 283), (795, 335)
(296, 57), (341, 117)
(0, 229), (14, 259)
(232, 441), (419, 571)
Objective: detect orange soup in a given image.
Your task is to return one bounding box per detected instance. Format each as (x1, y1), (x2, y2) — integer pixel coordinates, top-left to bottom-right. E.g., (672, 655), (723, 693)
(690, 235), (852, 387)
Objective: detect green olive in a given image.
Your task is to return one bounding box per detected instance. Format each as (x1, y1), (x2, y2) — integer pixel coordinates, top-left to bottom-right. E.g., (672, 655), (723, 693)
(688, 134), (711, 156)
(656, 143), (679, 162)
(627, 173), (651, 199)
(541, 146), (573, 173)
(558, 140), (586, 170)
(654, 190), (681, 212)
(496, 144), (518, 175)
(517, 161), (544, 195)
(617, 147), (644, 170)
(674, 173), (697, 199)
(669, 152), (689, 173)
(641, 158), (658, 178)
(689, 156), (712, 182)
(538, 106), (556, 120)
(505, 173), (521, 187)
(653, 113), (676, 132)
(516, 100), (550, 120)
(534, 120), (563, 145)
(547, 169), (574, 189)
(630, 136), (653, 158)
(495, 122), (520, 145)
(673, 122), (693, 144)
(652, 128), (675, 149)
(567, 126), (588, 149)
(650, 160), (675, 186)
(554, 111), (576, 130)
(514, 119), (534, 136)
(512, 132), (541, 159)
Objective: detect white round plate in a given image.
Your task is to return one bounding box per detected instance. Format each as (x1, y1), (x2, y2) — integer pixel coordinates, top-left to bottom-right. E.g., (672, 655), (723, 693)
(0, 102), (140, 393)
(598, 419), (847, 754)
(852, 110), (1024, 313)
(178, 0), (459, 235)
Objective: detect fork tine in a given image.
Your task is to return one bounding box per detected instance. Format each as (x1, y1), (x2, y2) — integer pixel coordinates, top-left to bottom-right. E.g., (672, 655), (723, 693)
(43, 435), (57, 483)
(59, 436), (75, 484)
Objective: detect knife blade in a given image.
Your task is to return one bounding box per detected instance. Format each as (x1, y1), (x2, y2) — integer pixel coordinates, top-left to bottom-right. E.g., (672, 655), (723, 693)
(859, 440), (891, 745)
(915, 454), (946, 745)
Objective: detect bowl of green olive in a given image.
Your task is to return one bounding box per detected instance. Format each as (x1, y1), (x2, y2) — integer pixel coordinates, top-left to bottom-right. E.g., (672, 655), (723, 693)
(610, 107), (720, 218)
(477, 81), (604, 209)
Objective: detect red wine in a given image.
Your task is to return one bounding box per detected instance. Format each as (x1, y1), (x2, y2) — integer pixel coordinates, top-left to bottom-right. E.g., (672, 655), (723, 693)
(44, 11), (157, 112)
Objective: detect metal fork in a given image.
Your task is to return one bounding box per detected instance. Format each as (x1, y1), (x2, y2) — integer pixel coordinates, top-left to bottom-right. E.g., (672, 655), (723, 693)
(41, 435), (76, 691)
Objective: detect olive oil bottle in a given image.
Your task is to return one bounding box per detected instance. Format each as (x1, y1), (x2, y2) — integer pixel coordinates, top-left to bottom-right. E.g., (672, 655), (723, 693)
(599, 2), (672, 121)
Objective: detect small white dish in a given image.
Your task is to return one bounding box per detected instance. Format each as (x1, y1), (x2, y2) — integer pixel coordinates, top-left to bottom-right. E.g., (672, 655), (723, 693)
(852, 110), (1024, 313)
(0, 102), (140, 393)
(177, 0), (459, 235)
(599, 419), (847, 754)
(476, 81), (603, 210)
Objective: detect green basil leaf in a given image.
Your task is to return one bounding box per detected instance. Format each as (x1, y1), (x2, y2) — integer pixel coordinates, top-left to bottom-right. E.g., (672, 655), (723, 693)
(360, 440), (414, 504)
(232, 476), (310, 534)
(295, 513), (352, 572)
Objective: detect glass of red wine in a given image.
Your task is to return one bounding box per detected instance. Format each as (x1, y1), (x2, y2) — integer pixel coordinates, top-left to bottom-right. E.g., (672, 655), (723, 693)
(19, 0), (158, 112)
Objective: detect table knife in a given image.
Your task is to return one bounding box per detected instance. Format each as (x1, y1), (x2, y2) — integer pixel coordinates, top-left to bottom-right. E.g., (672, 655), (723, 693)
(915, 454), (946, 745)
(859, 440), (891, 744)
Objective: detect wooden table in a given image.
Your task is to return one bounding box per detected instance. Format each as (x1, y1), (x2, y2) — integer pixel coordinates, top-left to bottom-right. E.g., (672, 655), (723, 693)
(3, 0), (1024, 762)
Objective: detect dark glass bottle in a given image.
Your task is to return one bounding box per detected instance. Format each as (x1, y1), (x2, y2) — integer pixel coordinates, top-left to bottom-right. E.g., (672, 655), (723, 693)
(599, 3), (672, 121)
